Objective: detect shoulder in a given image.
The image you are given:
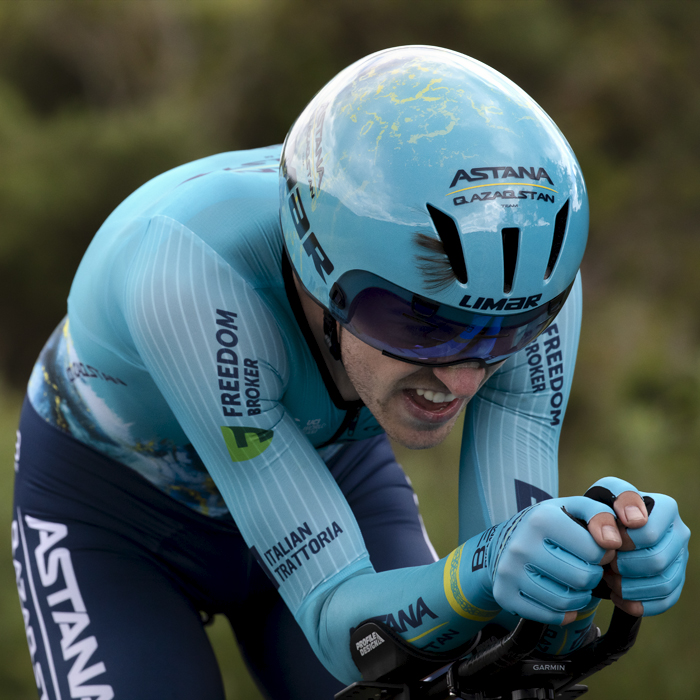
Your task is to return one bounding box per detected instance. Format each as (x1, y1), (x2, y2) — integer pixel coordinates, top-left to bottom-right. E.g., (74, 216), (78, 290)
(150, 147), (284, 282)
(143, 147), (282, 231)
(69, 147), (286, 354)
(95, 146), (281, 238)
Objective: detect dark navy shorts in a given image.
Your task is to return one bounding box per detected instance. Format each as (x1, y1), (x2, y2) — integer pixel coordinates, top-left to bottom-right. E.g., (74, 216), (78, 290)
(11, 397), (436, 700)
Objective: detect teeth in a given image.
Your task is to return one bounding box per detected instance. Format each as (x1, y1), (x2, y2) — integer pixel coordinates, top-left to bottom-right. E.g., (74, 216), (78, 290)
(415, 389), (456, 404)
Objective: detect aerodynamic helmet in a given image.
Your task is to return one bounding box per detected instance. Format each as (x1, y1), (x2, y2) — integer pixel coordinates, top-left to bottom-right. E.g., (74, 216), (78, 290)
(279, 45), (588, 366)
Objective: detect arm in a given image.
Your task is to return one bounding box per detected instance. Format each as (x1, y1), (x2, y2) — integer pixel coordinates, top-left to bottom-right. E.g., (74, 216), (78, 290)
(459, 279), (690, 652)
(459, 273), (583, 538)
(122, 217), (495, 680)
(125, 233), (610, 680)
(459, 277), (599, 652)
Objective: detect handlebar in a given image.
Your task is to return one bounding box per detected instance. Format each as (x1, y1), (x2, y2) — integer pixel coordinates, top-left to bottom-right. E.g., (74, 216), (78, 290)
(336, 605), (642, 700)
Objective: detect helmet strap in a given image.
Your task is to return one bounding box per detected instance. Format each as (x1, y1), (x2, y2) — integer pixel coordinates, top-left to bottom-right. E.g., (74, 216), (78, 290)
(323, 311), (343, 363)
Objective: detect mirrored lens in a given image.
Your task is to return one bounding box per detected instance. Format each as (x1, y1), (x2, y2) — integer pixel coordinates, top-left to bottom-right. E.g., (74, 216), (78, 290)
(336, 277), (571, 366)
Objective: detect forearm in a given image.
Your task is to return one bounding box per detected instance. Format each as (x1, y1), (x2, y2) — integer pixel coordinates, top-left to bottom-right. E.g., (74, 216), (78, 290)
(302, 500), (604, 682)
(300, 539), (501, 683)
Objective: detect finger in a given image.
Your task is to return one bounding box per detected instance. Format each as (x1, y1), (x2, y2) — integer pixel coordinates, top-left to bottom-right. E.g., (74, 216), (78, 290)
(636, 576), (686, 617)
(609, 553), (619, 574)
(584, 478), (647, 548)
(493, 578), (578, 626)
(537, 544), (603, 591)
(562, 611), (577, 625)
(585, 476), (641, 504)
(556, 496), (616, 564)
(610, 592), (644, 617)
(616, 524), (686, 577)
(604, 571), (644, 616)
(613, 490), (648, 530)
(587, 512), (622, 554)
(599, 548), (616, 566)
(522, 499), (613, 564)
(603, 568), (621, 595)
(585, 477), (645, 534)
(619, 549), (688, 602)
(616, 522), (636, 552)
(626, 493), (686, 550)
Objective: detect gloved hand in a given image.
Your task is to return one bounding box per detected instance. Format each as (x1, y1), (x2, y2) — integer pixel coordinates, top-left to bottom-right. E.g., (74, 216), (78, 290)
(584, 476), (690, 617)
(459, 496), (623, 626)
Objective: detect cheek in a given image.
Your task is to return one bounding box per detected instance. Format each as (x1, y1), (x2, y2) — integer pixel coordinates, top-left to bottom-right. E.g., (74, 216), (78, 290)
(341, 335), (407, 396)
(342, 339), (380, 386)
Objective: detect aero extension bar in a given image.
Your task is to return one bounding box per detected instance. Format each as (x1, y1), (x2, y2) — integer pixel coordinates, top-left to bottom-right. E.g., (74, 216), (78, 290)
(336, 605), (641, 700)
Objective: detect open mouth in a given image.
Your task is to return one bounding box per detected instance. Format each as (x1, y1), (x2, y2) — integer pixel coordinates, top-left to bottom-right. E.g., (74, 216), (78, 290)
(403, 388), (461, 419)
(415, 388), (456, 404)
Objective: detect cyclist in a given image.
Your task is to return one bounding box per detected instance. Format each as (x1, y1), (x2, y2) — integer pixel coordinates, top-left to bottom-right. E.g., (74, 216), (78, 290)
(11, 46), (689, 700)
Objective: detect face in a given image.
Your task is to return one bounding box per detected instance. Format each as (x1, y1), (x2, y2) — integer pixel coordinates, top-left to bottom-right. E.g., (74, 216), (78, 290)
(341, 329), (504, 449)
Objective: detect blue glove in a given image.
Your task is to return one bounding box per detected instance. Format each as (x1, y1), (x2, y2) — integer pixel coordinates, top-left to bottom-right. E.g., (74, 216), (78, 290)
(461, 497), (615, 625)
(585, 476), (690, 617)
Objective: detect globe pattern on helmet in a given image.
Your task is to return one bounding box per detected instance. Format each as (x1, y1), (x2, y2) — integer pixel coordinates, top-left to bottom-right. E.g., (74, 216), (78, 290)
(279, 45), (588, 364)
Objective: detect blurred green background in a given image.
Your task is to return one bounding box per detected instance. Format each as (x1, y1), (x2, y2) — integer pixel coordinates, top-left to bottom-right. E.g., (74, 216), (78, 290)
(1, 1), (699, 698)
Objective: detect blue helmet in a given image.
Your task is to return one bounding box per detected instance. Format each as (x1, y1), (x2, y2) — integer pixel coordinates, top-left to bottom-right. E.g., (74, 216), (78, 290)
(280, 45), (588, 366)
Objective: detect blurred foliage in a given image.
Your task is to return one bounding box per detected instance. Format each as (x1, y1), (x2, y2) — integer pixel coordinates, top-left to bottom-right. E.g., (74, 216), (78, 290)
(1, 0), (700, 698)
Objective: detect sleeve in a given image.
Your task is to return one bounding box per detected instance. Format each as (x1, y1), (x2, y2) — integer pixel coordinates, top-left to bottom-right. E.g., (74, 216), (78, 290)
(457, 273), (583, 542)
(122, 216), (498, 682)
(458, 276), (594, 654)
(122, 216), (373, 607)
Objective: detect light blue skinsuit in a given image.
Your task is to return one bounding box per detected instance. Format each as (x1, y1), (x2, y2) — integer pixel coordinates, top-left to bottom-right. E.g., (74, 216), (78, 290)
(28, 146), (584, 683)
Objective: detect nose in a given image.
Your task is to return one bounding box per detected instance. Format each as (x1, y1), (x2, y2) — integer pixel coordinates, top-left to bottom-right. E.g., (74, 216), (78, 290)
(432, 364), (485, 399)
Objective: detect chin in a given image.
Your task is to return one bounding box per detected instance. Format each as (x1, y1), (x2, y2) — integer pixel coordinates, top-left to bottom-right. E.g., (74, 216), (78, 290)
(385, 423), (454, 450)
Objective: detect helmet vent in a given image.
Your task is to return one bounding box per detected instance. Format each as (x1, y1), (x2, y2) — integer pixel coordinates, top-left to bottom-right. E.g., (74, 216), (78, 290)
(501, 228), (519, 293)
(545, 200), (570, 280)
(426, 204), (468, 284)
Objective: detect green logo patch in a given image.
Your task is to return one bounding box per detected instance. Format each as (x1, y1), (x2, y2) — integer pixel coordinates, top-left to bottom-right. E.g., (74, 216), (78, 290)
(221, 426), (274, 462)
